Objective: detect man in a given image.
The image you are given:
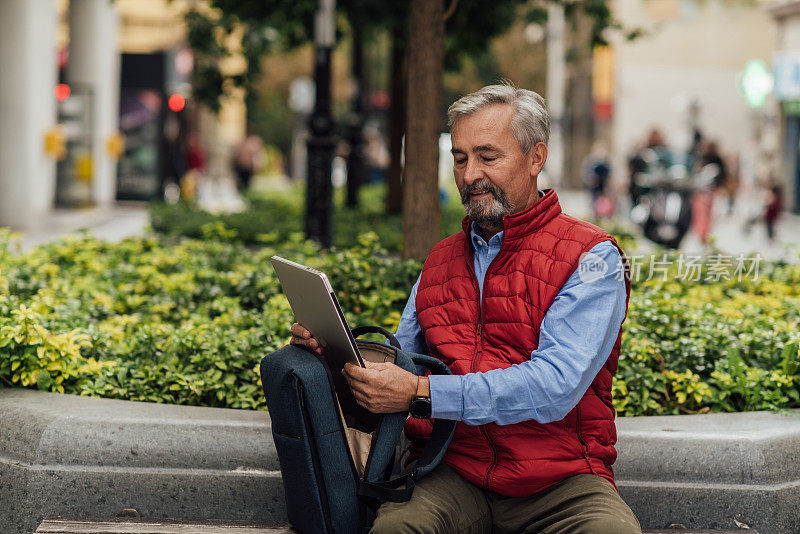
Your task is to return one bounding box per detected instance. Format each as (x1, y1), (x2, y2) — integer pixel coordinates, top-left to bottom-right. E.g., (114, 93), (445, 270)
(291, 84), (640, 534)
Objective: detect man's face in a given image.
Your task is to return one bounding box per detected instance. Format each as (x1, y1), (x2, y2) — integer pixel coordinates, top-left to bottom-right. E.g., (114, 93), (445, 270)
(451, 104), (546, 232)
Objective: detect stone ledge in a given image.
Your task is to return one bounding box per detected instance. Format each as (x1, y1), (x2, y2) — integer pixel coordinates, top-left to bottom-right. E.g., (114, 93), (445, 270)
(2, 388), (799, 533)
(615, 410), (800, 533)
(0, 389), (286, 534)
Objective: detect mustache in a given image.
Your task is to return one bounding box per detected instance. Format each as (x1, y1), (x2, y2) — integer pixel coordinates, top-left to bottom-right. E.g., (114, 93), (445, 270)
(460, 180), (505, 204)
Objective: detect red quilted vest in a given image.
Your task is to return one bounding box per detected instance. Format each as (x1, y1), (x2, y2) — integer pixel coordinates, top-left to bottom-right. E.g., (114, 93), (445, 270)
(405, 189), (630, 497)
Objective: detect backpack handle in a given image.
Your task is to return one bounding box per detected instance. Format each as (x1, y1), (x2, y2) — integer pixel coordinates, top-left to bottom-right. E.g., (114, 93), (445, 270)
(357, 350), (457, 504)
(358, 416), (456, 503)
(410, 353), (450, 376)
(351, 326), (401, 349)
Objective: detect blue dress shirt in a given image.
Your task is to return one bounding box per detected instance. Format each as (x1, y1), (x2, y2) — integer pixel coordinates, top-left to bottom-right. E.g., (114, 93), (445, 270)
(395, 223), (627, 426)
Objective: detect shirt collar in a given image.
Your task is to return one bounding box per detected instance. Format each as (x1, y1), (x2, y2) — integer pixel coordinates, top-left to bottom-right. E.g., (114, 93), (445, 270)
(470, 223), (501, 249)
(469, 190), (546, 248)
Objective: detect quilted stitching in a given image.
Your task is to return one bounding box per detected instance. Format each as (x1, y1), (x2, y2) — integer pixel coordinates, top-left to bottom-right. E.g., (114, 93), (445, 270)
(405, 190), (630, 497)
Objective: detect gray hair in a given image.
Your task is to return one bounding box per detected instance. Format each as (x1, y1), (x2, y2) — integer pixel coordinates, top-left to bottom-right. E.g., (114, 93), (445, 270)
(447, 83), (550, 153)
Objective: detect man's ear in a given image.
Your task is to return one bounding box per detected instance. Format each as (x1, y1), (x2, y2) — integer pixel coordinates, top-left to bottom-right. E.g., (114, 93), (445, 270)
(530, 142), (548, 177)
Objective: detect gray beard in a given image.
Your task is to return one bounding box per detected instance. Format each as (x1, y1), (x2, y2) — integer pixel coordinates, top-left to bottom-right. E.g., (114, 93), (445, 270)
(460, 180), (515, 235)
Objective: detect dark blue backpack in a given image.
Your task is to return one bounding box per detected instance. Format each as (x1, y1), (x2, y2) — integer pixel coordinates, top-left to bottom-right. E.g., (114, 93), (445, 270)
(260, 326), (456, 534)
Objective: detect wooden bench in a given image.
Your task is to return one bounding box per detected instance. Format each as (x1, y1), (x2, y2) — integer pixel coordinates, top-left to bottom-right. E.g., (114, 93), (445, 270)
(35, 517), (295, 533)
(35, 516), (757, 533)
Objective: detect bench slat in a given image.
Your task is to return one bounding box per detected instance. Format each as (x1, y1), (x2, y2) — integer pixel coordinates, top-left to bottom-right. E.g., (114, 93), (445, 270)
(35, 517), (294, 534)
(36, 517), (755, 534)
(642, 531), (758, 534)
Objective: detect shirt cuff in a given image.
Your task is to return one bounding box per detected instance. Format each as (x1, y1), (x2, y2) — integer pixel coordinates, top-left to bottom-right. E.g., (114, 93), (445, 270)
(429, 374), (464, 420)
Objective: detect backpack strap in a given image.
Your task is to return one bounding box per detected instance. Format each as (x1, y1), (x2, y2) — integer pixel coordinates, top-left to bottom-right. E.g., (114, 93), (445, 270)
(351, 326), (401, 349)
(357, 353), (457, 503)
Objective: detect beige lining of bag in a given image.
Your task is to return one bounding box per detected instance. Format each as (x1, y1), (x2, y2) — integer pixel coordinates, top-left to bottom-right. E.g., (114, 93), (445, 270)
(333, 340), (398, 478)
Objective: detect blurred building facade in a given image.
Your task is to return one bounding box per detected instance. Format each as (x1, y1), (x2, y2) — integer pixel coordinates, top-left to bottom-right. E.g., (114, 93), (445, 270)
(0, 0), (59, 230)
(769, 1), (800, 213)
(608, 0), (778, 200)
(0, 0), (246, 230)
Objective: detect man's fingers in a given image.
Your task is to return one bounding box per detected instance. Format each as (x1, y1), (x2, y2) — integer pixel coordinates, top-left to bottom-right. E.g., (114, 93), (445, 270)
(290, 323), (311, 338)
(343, 362), (376, 384)
(363, 361), (393, 371)
(347, 379), (369, 399)
(289, 323), (324, 354)
(342, 363), (364, 384)
(350, 387), (378, 412)
(290, 336), (317, 349)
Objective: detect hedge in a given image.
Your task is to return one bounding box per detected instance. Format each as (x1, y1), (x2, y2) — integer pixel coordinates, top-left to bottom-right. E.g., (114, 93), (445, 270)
(1, 201), (797, 416)
(150, 184), (468, 252)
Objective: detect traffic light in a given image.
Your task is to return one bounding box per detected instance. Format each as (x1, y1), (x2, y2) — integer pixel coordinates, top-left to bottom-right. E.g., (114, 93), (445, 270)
(54, 83), (71, 102)
(167, 94), (185, 112)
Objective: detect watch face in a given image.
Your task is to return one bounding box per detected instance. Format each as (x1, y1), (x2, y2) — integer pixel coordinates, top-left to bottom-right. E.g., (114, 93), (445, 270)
(410, 396), (432, 419)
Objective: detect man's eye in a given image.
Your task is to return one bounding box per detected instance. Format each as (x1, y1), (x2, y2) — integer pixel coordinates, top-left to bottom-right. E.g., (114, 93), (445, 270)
(482, 155), (497, 162)
(454, 158), (466, 165)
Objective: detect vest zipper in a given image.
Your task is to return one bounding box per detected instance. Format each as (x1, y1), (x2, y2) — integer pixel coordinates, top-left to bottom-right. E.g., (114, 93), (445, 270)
(575, 405), (597, 476)
(467, 260), (482, 374)
(466, 245), (502, 490)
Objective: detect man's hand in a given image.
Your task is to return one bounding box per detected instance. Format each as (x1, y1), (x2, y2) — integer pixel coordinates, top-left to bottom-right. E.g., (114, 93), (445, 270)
(343, 361), (419, 413)
(289, 323), (323, 355)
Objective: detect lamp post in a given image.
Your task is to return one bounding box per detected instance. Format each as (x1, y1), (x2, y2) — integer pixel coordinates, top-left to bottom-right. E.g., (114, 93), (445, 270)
(305, 0), (336, 248)
(346, 18), (365, 208)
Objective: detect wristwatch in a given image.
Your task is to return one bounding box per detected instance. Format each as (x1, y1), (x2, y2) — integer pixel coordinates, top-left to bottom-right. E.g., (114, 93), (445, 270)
(409, 377), (432, 419)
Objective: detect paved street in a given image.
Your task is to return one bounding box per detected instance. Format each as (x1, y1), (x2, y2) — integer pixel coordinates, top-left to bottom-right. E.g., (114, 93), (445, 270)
(557, 189), (800, 261)
(8, 186), (800, 263)
(18, 202), (149, 251)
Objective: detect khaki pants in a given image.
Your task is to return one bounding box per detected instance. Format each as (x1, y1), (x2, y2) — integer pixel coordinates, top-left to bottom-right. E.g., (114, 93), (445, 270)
(371, 464), (641, 534)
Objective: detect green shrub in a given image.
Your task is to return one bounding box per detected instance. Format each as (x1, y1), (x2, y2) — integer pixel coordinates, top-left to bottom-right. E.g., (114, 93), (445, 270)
(3, 212), (800, 417)
(0, 230), (419, 409)
(150, 184), (467, 252)
(614, 250), (800, 415)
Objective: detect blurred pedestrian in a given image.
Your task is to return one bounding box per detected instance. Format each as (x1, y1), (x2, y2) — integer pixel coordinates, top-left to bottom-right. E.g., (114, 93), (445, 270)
(645, 128), (670, 166)
(628, 129), (670, 204)
(700, 141), (728, 191)
(161, 114), (186, 200)
(745, 181), (784, 243)
(185, 132), (207, 172)
(363, 125), (390, 183)
(765, 183), (783, 242)
(691, 140), (726, 245)
(627, 143), (648, 205)
(722, 153), (740, 216)
(234, 126), (264, 194)
(582, 141), (613, 218)
(765, 183), (784, 242)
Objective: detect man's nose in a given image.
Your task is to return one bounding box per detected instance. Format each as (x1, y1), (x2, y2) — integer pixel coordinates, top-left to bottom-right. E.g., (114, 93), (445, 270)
(462, 158), (483, 185)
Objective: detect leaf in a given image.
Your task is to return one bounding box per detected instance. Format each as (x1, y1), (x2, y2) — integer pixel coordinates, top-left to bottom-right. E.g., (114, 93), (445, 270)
(36, 371), (52, 391)
(780, 341), (799, 375)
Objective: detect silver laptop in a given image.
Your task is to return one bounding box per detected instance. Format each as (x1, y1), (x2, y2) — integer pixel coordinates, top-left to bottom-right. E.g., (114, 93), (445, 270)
(270, 256), (379, 428)
(270, 255), (366, 368)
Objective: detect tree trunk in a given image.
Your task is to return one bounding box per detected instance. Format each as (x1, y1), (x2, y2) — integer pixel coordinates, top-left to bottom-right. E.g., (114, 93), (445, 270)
(402, 0), (444, 260)
(564, 10), (594, 190)
(386, 26), (406, 215)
